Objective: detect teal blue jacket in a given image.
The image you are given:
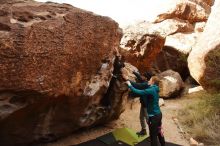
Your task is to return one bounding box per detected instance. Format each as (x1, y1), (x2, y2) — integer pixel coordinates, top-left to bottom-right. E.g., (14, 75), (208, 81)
(130, 80), (149, 90)
(128, 84), (161, 117)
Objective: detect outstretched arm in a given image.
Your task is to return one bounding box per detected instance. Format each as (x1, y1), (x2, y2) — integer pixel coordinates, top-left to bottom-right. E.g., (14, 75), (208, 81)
(133, 71), (144, 82)
(130, 80), (149, 89)
(128, 84), (147, 96)
(126, 81), (152, 96)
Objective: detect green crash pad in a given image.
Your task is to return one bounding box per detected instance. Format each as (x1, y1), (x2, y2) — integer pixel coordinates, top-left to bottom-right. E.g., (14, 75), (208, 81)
(76, 139), (130, 146)
(112, 128), (147, 146)
(77, 127), (181, 146)
(97, 128), (147, 146)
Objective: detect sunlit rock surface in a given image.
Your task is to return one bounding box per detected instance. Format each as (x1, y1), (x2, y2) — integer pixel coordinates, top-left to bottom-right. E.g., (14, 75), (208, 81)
(188, 0), (220, 91)
(154, 0), (211, 23)
(120, 22), (165, 72)
(158, 70), (184, 98)
(0, 0), (127, 145)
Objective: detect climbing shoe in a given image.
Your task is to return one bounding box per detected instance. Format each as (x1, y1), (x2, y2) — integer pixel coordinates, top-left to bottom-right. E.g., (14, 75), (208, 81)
(136, 129), (147, 136)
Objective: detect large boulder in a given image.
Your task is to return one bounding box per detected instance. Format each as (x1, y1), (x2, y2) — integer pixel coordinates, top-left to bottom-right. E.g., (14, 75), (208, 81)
(149, 18), (194, 37)
(151, 30), (200, 80)
(154, 0), (211, 23)
(190, 0), (215, 6)
(188, 0), (220, 91)
(119, 19), (195, 79)
(0, 1), (125, 145)
(165, 32), (199, 54)
(146, 19), (197, 80)
(121, 63), (139, 82)
(120, 22), (165, 72)
(150, 0), (209, 81)
(155, 32), (199, 80)
(158, 70), (184, 98)
(151, 46), (189, 80)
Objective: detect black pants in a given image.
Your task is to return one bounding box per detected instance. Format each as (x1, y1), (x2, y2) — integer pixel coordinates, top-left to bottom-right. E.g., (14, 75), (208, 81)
(148, 113), (165, 146)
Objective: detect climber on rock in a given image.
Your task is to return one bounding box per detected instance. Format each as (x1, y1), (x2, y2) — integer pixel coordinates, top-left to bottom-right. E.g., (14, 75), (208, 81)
(112, 55), (125, 80)
(128, 71), (153, 136)
(126, 76), (165, 146)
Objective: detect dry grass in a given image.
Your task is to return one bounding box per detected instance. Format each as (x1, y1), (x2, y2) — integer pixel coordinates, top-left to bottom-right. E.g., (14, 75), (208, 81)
(178, 91), (220, 145)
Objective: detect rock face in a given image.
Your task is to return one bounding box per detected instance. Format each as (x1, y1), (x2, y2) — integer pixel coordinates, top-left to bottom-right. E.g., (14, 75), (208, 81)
(190, 0), (215, 6)
(154, 0), (211, 23)
(151, 46), (189, 80)
(188, 86), (204, 94)
(152, 0), (211, 55)
(165, 32), (199, 54)
(121, 63), (139, 82)
(149, 0), (213, 80)
(120, 0), (212, 77)
(135, 19), (194, 37)
(120, 22), (165, 72)
(0, 1), (125, 145)
(136, 19), (195, 79)
(188, 0), (220, 91)
(158, 70), (184, 98)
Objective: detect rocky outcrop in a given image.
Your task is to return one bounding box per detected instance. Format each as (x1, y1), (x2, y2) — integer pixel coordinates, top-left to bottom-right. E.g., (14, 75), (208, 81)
(151, 46), (189, 80)
(120, 19), (196, 80)
(136, 19), (194, 37)
(165, 32), (199, 54)
(0, 1), (125, 145)
(131, 20), (195, 80)
(121, 63), (139, 82)
(151, 29), (200, 80)
(150, 18), (194, 36)
(149, 0), (213, 80)
(190, 0), (215, 6)
(153, 0), (211, 55)
(188, 86), (204, 94)
(188, 0), (220, 91)
(120, 22), (165, 72)
(120, 0), (212, 77)
(158, 70), (184, 98)
(154, 0), (211, 23)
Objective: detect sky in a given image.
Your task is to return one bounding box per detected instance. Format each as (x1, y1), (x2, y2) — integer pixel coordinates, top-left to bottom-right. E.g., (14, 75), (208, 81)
(35, 0), (174, 27)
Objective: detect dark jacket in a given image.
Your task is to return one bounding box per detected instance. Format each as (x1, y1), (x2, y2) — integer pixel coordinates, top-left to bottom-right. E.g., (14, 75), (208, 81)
(133, 71), (145, 83)
(130, 71), (149, 106)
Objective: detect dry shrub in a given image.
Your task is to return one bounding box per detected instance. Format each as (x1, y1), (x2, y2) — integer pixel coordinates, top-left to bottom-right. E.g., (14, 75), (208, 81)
(178, 91), (220, 145)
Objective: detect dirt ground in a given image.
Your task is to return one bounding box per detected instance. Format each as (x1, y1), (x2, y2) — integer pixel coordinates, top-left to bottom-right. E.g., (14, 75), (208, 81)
(44, 98), (189, 146)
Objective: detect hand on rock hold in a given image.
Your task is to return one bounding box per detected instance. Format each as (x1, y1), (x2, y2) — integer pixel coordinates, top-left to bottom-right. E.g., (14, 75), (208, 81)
(122, 75), (129, 80)
(126, 81), (131, 86)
